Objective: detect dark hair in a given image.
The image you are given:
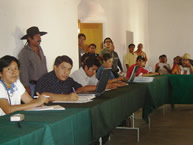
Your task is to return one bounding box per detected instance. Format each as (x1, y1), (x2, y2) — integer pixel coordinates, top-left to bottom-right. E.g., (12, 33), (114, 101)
(0, 55), (20, 72)
(136, 56), (145, 62)
(83, 56), (100, 69)
(128, 44), (135, 48)
(159, 54), (167, 59)
(88, 43), (96, 48)
(102, 53), (112, 62)
(27, 35), (34, 44)
(78, 33), (86, 40)
(103, 37), (113, 44)
(54, 55), (73, 67)
(81, 53), (91, 63)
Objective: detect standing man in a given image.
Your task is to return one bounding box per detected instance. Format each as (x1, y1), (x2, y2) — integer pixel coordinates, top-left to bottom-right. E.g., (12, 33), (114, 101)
(78, 33), (86, 67)
(100, 37), (124, 78)
(124, 44), (137, 70)
(18, 26), (48, 97)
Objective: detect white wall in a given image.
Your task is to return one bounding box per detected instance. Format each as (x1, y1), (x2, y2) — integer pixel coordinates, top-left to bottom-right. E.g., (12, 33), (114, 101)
(0, 0), (80, 72)
(148, 0), (193, 69)
(1, 0), (149, 73)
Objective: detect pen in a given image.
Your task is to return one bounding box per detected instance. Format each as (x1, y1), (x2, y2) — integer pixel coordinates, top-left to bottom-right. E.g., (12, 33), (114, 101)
(72, 87), (76, 94)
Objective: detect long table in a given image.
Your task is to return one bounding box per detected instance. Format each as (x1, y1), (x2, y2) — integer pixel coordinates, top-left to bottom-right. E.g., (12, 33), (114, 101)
(58, 84), (148, 141)
(0, 108), (92, 145)
(1, 75), (193, 145)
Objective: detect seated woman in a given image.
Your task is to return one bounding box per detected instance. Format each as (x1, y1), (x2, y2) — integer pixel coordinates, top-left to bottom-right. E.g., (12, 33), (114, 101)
(96, 53), (127, 86)
(171, 56), (181, 72)
(127, 56), (159, 78)
(0, 55), (48, 116)
(172, 53), (193, 74)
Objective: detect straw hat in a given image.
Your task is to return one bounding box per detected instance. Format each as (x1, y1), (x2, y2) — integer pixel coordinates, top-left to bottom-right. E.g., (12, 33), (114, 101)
(182, 53), (191, 60)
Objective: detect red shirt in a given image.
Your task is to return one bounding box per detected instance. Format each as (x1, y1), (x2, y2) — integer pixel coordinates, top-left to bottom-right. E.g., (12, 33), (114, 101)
(155, 63), (159, 71)
(126, 64), (148, 78)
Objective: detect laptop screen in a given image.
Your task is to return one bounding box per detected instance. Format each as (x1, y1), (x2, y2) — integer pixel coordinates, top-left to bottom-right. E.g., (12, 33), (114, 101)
(128, 65), (139, 83)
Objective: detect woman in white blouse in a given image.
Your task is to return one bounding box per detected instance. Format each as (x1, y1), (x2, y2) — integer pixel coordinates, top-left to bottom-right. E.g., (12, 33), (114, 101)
(0, 55), (48, 116)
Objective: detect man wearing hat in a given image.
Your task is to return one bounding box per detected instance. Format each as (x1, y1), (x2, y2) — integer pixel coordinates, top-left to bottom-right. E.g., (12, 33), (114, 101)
(172, 53), (193, 74)
(18, 26), (48, 97)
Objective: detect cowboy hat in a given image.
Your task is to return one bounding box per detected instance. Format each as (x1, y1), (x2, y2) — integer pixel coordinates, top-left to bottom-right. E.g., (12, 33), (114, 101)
(20, 26), (47, 40)
(182, 53), (191, 60)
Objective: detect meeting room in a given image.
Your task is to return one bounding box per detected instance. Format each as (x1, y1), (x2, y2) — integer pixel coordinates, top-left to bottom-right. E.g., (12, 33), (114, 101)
(1, 0), (193, 145)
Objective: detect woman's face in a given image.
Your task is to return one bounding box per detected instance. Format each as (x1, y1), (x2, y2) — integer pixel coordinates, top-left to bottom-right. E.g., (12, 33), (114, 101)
(103, 58), (113, 68)
(0, 61), (19, 87)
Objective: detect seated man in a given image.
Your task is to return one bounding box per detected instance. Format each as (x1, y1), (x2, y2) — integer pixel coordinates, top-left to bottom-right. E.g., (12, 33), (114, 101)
(155, 54), (171, 75)
(172, 53), (193, 74)
(127, 56), (159, 78)
(71, 56), (100, 91)
(96, 53), (127, 86)
(35, 55), (90, 101)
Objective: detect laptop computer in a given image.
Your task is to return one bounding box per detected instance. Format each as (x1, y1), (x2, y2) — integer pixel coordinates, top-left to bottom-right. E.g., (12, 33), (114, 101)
(78, 68), (111, 97)
(128, 65), (139, 83)
(127, 65), (154, 83)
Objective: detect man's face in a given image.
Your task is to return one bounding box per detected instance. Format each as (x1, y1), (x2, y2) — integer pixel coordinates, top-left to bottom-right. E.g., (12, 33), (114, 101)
(0, 61), (19, 86)
(103, 58), (113, 68)
(78, 36), (86, 47)
(104, 39), (112, 49)
(54, 62), (72, 81)
(84, 65), (98, 77)
(129, 46), (135, 53)
(182, 59), (190, 67)
(136, 60), (146, 67)
(88, 46), (96, 54)
(160, 57), (167, 63)
(162, 57), (167, 63)
(29, 34), (41, 47)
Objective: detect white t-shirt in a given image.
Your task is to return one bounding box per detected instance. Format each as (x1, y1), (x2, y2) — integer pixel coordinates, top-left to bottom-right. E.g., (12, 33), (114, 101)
(71, 67), (98, 86)
(158, 63), (171, 75)
(180, 65), (191, 74)
(0, 79), (25, 116)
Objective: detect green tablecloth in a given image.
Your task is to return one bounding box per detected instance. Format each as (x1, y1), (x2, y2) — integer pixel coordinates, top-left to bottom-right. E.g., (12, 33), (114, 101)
(56, 84), (148, 141)
(0, 108), (92, 145)
(168, 75), (193, 104)
(143, 76), (170, 120)
(2, 75), (193, 145)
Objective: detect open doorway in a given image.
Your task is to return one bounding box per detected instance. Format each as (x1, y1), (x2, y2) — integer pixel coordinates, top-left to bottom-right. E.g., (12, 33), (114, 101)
(79, 21), (103, 53)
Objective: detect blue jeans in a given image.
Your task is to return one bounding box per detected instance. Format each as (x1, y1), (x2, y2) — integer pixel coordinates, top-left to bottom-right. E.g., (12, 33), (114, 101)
(29, 83), (36, 98)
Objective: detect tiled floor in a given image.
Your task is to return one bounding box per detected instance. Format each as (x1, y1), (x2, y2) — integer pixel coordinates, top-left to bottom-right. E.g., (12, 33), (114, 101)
(106, 105), (193, 145)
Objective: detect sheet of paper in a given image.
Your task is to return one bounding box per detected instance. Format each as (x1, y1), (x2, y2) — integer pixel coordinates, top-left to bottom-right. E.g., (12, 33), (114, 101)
(25, 105), (65, 111)
(133, 77), (154, 83)
(52, 99), (93, 104)
(78, 94), (95, 100)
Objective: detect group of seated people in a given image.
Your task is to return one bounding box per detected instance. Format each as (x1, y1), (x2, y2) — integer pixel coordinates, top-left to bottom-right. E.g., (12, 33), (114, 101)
(1, 34), (193, 117)
(155, 53), (193, 75)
